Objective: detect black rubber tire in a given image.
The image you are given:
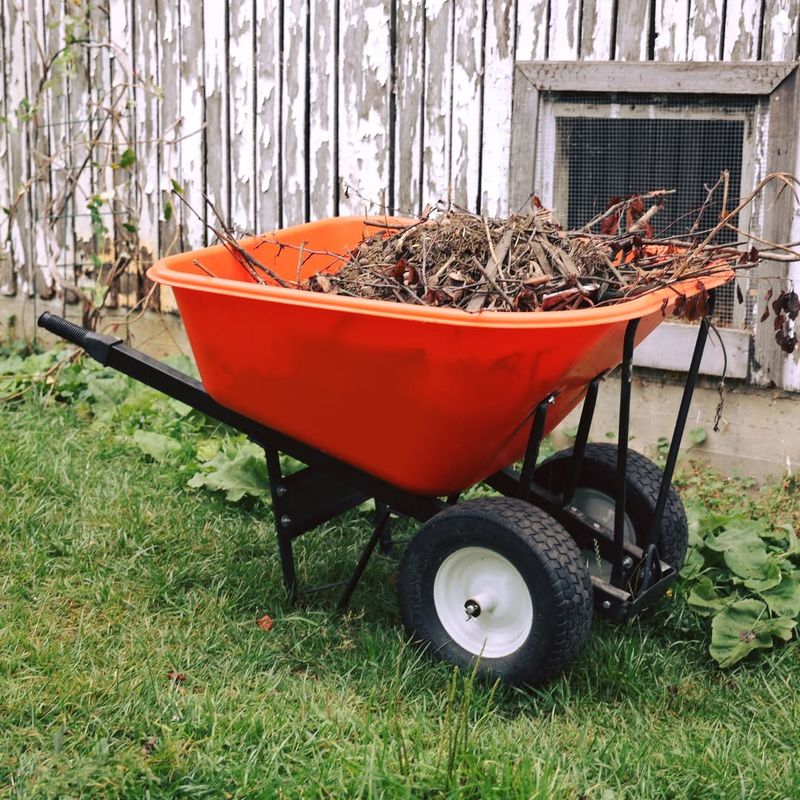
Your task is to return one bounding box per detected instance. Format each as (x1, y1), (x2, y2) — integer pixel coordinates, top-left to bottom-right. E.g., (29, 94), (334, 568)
(533, 443), (689, 569)
(397, 497), (593, 686)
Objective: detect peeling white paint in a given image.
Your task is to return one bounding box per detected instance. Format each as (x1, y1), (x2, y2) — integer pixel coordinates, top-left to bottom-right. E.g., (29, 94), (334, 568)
(481, 0), (516, 215)
(582, 0), (615, 60)
(229, 0), (255, 230)
(549, 0), (581, 59)
(338, 0), (391, 216)
(255, 0), (280, 231)
(688, 0), (725, 60)
(723, 0), (762, 60)
(763, 0), (799, 59)
(516, 0), (549, 60)
(421, 0), (453, 207)
(282, 0), (308, 226)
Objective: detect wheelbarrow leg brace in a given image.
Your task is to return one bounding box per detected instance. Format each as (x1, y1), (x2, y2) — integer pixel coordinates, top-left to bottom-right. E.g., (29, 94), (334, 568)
(610, 318), (640, 587)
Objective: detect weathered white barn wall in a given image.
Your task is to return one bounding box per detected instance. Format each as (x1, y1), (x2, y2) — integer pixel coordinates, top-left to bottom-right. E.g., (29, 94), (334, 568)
(0, 0), (799, 379)
(3, 0), (799, 272)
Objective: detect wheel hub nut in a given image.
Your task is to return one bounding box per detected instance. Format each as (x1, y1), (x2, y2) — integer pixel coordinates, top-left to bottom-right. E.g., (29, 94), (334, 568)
(464, 590), (498, 619)
(464, 600), (481, 618)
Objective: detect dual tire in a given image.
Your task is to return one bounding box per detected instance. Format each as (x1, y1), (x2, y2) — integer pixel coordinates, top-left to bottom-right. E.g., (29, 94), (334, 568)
(397, 444), (688, 685)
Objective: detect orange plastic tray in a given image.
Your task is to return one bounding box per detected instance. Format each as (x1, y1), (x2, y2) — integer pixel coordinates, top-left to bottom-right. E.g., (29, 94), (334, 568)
(148, 216), (731, 495)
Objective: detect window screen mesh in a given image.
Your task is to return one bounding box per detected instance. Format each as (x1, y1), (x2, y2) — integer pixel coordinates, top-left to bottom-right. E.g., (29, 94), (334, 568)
(536, 94), (758, 329)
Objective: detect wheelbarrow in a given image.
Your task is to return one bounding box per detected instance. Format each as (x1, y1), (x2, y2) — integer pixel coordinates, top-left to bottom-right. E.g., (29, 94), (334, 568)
(38, 215), (731, 685)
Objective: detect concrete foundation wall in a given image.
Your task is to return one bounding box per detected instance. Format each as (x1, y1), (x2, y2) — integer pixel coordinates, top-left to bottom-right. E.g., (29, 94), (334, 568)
(552, 372), (800, 483)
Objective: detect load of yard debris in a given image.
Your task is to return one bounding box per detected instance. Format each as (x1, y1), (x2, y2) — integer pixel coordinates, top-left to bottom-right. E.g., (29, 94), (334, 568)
(302, 192), (751, 314)
(186, 170), (798, 351)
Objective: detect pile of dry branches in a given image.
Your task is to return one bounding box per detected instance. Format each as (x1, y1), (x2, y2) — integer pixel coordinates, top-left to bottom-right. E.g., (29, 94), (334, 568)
(181, 171), (799, 353)
(303, 193), (748, 314)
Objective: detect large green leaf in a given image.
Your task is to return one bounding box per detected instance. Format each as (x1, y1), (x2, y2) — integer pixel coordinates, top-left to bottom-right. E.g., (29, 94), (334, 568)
(710, 599), (796, 667)
(760, 573), (800, 618)
(684, 501), (706, 549)
(680, 545), (705, 580)
(695, 509), (740, 538)
(188, 442), (270, 502)
(706, 518), (769, 579)
(195, 438), (222, 463)
(687, 576), (729, 616)
(741, 557), (782, 591)
(132, 430), (180, 462)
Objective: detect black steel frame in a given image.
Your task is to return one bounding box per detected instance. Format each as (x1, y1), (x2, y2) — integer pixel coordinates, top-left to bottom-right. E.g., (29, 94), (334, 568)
(38, 302), (712, 621)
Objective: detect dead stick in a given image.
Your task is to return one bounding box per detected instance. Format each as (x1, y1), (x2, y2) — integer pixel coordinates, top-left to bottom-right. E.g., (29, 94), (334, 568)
(296, 240), (306, 285)
(577, 189), (676, 233)
(202, 193), (293, 287)
(192, 259), (216, 278)
(628, 202), (663, 232)
(467, 228), (515, 312)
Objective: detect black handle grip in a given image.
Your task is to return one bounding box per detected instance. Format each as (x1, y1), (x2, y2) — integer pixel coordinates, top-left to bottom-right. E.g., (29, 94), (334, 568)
(38, 312), (90, 348)
(37, 312), (121, 365)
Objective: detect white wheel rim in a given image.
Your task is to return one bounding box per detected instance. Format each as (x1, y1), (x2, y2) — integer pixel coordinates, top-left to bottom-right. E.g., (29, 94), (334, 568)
(433, 546), (533, 658)
(571, 487), (635, 580)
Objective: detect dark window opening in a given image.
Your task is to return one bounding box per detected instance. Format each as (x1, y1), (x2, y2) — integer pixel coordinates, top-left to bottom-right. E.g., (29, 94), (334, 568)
(558, 117), (744, 244)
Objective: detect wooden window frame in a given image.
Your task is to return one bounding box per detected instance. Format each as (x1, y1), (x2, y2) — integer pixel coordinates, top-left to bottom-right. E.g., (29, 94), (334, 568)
(510, 61), (799, 384)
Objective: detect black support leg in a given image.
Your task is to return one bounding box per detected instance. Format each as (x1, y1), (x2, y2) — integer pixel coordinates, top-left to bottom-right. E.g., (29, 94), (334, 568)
(518, 395), (554, 500)
(611, 319), (639, 588)
(265, 448), (298, 601)
(337, 503), (391, 611)
(562, 374), (603, 505)
(645, 313), (711, 548)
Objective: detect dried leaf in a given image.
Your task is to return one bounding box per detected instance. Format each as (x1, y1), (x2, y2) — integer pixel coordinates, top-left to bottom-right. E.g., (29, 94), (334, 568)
(312, 274), (333, 293)
(390, 259), (407, 283)
(785, 290), (799, 321)
(256, 613), (274, 631)
(167, 671), (186, 684)
(684, 295), (701, 321)
(625, 196), (645, 230)
(775, 329), (797, 354)
(141, 736), (158, 755)
(736, 284), (744, 305)
(599, 213), (620, 236)
(514, 288), (539, 311)
(695, 287), (709, 318)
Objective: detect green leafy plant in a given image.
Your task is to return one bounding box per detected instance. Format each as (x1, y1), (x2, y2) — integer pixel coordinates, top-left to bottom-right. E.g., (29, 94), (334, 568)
(188, 439), (271, 502)
(682, 502), (799, 667)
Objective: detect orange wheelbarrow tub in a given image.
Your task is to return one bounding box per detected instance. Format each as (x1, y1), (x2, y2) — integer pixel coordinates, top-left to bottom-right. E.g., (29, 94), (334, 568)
(147, 215), (730, 496)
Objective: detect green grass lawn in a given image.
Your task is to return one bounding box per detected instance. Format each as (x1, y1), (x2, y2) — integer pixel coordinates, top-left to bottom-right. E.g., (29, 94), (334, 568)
(1, 383), (799, 799)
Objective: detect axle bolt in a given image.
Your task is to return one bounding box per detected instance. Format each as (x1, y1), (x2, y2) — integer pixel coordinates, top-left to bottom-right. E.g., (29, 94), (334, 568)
(601, 600), (612, 610)
(275, 484), (287, 497)
(622, 556), (634, 569)
(280, 514), (292, 528)
(464, 600), (481, 618)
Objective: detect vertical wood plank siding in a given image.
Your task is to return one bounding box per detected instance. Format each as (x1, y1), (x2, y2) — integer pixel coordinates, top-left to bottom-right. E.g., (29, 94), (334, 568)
(0, 0), (797, 289)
